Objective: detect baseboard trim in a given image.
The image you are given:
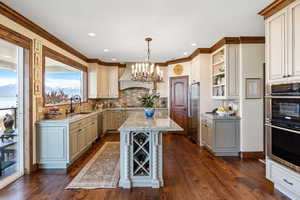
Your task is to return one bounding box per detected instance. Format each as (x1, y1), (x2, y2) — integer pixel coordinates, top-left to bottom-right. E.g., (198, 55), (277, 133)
(24, 163), (38, 174)
(240, 152), (265, 159)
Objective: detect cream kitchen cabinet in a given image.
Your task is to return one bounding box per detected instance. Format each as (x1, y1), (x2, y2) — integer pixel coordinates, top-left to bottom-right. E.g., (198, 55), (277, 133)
(36, 113), (98, 169)
(201, 114), (240, 156)
(88, 65), (119, 98)
(266, 0), (300, 83)
(107, 66), (119, 98)
(211, 45), (239, 99)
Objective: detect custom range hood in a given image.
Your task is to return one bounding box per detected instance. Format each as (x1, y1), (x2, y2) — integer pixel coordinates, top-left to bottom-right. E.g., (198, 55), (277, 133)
(119, 64), (153, 90)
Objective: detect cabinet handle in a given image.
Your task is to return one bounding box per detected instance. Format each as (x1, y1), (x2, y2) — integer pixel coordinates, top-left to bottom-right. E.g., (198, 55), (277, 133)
(283, 75), (287, 78)
(287, 75), (291, 78)
(283, 178), (293, 186)
(78, 129), (82, 132)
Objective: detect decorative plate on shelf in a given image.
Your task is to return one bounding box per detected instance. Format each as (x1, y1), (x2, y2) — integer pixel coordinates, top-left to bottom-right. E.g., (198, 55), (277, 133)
(173, 64), (183, 75)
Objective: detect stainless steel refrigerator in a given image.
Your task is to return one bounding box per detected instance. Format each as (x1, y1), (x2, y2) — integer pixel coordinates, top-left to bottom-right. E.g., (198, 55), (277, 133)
(188, 82), (200, 144)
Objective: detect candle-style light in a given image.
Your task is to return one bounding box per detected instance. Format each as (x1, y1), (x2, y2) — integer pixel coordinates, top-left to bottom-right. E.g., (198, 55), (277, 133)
(131, 38), (163, 82)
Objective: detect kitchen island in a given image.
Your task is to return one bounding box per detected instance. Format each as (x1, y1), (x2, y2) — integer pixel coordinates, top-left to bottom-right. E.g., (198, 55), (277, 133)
(118, 112), (183, 188)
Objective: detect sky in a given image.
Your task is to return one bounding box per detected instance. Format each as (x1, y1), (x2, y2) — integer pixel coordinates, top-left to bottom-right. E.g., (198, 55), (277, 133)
(0, 69), (81, 89)
(45, 72), (82, 89)
(0, 69), (17, 86)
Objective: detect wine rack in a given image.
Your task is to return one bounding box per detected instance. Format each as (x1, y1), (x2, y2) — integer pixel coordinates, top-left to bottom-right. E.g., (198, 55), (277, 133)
(132, 131), (151, 176)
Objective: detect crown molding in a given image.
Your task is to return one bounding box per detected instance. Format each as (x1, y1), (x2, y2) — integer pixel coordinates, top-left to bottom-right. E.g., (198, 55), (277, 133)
(87, 58), (126, 67)
(0, 3), (265, 68)
(168, 37), (265, 65)
(258, 0), (295, 19)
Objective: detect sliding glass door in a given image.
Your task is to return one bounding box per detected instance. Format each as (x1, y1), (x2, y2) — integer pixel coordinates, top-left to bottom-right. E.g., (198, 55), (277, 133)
(0, 38), (25, 188)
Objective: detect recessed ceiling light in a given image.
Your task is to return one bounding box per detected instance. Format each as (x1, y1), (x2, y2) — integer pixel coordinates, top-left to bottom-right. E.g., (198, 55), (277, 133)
(104, 49), (109, 52)
(191, 43), (197, 47)
(183, 52), (188, 56)
(88, 32), (96, 37)
(112, 58), (116, 61)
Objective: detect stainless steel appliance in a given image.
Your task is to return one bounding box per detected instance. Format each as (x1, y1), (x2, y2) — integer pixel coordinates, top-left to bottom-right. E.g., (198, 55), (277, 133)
(188, 82), (200, 144)
(265, 83), (300, 173)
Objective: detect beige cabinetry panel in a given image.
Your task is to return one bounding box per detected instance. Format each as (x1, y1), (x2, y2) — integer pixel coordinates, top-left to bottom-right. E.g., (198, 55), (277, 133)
(266, 0), (300, 83)
(88, 65), (119, 98)
(266, 9), (287, 82)
(37, 114), (98, 169)
(108, 66), (119, 98)
(288, 1), (300, 78)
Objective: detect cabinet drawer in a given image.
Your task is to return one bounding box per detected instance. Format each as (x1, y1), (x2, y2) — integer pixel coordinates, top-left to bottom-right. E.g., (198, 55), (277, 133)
(270, 162), (300, 195)
(70, 121), (83, 131)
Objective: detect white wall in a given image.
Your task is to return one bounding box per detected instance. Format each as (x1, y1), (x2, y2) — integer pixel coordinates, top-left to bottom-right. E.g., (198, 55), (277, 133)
(239, 44), (265, 152)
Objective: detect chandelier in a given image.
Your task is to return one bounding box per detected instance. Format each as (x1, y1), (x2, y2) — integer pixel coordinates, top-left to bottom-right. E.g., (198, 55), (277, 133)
(131, 37), (163, 82)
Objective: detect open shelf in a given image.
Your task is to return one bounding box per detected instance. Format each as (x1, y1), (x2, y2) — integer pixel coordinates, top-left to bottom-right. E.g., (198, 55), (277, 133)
(212, 72), (225, 77)
(212, 47), (226, 98)
(212, 60), (225, 66)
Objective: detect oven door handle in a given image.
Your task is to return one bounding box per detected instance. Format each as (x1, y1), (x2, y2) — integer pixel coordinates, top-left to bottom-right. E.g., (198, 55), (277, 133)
(265, 124), (300, 135)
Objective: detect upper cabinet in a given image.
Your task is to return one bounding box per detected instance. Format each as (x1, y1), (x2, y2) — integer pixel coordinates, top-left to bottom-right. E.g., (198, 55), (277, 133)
(107, 66), (119, 98)
(88, 64), (119, 99)
(266, 0), (300, 83)
(211, 45), (239, 99)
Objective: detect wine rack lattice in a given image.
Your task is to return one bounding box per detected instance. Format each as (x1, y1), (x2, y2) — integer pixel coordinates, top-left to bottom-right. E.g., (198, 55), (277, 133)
(132, 131), (150, 176)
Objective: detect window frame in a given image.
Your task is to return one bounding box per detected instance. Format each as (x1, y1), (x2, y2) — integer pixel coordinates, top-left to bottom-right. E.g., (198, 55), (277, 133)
(42, 46), (88, 107)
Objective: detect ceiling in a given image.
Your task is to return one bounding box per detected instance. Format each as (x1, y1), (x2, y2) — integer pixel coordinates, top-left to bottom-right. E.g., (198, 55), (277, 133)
(2, 0), (272, 63)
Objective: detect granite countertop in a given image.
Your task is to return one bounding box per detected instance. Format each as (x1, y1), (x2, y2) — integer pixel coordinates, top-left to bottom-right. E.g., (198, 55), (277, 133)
(37, 107), (168, 124)
(119, 112), (183, 132)
(202, 113), (241, 120)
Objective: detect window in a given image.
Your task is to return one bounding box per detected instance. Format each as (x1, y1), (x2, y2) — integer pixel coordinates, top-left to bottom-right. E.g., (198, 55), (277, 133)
(44, 57), (86, 105)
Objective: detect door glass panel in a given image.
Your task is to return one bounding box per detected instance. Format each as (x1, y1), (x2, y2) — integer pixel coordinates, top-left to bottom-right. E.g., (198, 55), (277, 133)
(0, 39), (24, 183)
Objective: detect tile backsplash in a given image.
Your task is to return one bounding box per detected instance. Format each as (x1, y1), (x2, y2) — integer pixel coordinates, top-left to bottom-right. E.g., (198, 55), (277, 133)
(94, 88), (168, 108)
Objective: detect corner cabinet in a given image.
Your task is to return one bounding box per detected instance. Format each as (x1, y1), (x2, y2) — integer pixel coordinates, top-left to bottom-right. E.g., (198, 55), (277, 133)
(211, 45), (239, 99)
(37, 114), (98, 169)
(266, 0), (300, 83)
(88, 64), (119, 98)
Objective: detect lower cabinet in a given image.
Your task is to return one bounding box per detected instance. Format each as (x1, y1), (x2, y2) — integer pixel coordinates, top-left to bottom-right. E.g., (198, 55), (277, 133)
(37, 114), (98, 169)
(102, 109), (168, 134)
(201, 114), (240, 156)
(266, 158), (300, 199)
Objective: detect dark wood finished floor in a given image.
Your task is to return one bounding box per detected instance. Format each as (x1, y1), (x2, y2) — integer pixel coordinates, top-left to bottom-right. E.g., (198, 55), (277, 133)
(0, 133), (290, 200)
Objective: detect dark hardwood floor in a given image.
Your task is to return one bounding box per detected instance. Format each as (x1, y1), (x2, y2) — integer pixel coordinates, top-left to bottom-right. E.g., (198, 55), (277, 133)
(0, 133), (290, 200)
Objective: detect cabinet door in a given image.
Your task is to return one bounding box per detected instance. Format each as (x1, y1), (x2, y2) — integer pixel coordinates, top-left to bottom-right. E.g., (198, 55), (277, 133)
(70, 132), (78, 160)
(266, 9), (287, 82)
(288, 1), (300, 78)
(97, 113), (103, 138)
(201, 122), (207, 145)
(226, 45), (239, 98)
(91, 120), (97, 141)
(99, 67), (109, 98)
(78, 130), (86, 152)
(88, 65), (98, 98)
(207, 124), (213, 150)
(108, 67), (119, 98)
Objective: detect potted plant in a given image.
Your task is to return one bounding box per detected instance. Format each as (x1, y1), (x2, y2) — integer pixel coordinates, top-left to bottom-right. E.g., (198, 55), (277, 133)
(138, 93), (160, 118)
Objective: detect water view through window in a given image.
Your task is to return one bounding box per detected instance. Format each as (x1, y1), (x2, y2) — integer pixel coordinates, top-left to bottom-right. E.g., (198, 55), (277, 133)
(0, 38), (24, 184)
(44, 57), (83, 105)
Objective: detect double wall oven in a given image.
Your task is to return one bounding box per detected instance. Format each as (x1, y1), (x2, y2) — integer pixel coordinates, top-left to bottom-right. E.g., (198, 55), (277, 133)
(265, 83), (300, 172)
